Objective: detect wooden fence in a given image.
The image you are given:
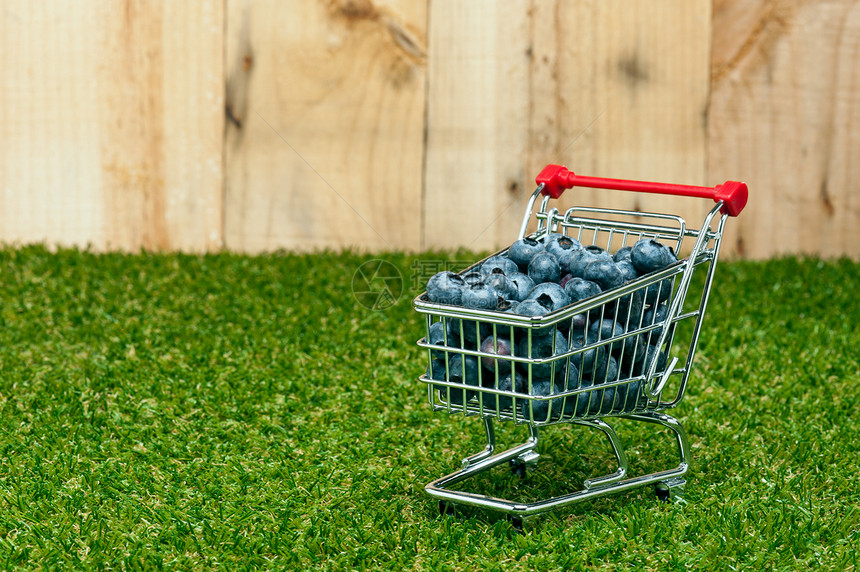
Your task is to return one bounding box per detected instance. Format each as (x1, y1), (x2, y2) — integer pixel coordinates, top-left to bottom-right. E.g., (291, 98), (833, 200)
(2, 0), (859, 259)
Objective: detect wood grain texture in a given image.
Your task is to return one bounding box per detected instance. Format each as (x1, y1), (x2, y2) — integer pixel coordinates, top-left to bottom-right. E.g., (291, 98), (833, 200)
(224, 0), (427, 252)
(709, 0), (860, 259)
(0, 1), (224, 251)
(424, 0), (713, 252)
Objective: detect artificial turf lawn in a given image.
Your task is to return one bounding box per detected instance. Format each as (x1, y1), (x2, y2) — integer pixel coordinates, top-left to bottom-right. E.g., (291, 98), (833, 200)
(0, 246), (857, 570)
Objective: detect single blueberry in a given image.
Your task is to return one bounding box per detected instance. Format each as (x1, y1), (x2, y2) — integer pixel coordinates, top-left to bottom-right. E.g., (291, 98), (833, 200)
(449, 318), (491, 347)
(615, 379), (643, 412)
(506, 271), (536, 302)
(644, 277), (673, 306)
(583, 259), (625, 291)
(508, 237), (545, 271)
(617, 332), (648, 368)
(426, 271), (466, 305)
(517, 329), (568, 381)
(643, 304), (673, 344)
(443, 354), (482, 406)
(613, 246), (633, 263)
(526, 282), (570, 311)
(563, 277), (602, 305)
(520, 379), (564, 422)
(568, 333), (605, 376)
(590, 354), (620, 385)
(479, 334), (514, 375)
(633, 345), (669, 377)
(461, 271), (484, 286)
(631, 239), (677, 275)
(484, 270), (518, 301)
(481, 371), (526, 412)
(587, 318), (626, 345)
(427, 321), (452, 360)
(615, 260), (639, 283)
(563, 377), (600, 418)
(527, 252), (562, 284)
(481, 255), (519, 276)
(461, 282), (501, 310)
(545, 235), (583, 265)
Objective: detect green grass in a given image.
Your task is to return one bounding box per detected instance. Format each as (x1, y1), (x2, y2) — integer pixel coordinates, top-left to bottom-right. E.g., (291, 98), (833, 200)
(0, 246), (857, 570)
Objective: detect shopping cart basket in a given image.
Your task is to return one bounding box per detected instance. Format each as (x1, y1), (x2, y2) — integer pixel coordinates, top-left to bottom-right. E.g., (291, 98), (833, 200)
(414, 164), (747, 525)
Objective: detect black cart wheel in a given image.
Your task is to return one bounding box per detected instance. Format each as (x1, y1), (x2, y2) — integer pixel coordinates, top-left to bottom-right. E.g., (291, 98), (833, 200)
(506, 514), (525, 533)
(509, 459), (527, 479)
(654, 482), (671, 503)
(439, 500), (457, 517)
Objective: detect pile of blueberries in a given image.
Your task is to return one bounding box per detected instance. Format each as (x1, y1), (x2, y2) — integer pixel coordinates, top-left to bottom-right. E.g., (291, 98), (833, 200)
(423, 233), (676, 422)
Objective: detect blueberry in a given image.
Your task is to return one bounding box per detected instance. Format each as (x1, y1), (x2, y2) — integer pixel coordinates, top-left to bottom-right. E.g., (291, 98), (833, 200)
(508, 237), (545, 270)
(563, 277), (602, 305)
(589, 354), (619, 385)
(562, 359), (581, 390)
(426, 271), (466, 305)
(613, 246), (633, 263)
(481, 255), (519, 276)
(615, 379), (643, 412)
(506, 272), (536, 302)
(461, 271), (484, 286)
(525, 282), (570, 311)
(545, 235), (583, 266)
(513, 296), (553, 317)
(520, 379), (564, 422)
(630, 239), (676, 275)
(633, 345), (669, 377)
(484, 270), (517, 300)
(597, 386), (618, 414)
(427, 321), (452, 360)
(644, 278), (673, 306)
(449, 318), (490, 347)
(527, 252), (561, 284)
(461, 282), (501, 310)
(563, 377), (600, 417)
(517, 329), (567, 381)
(642, 304), (673, 344)
(568, 246), (612, 278)
(568, 333), (605, 376)
(566, 313), (588, 334)
(444, 354), (482, 405)
(541, 232), (565, 245)
(587, 318), (626, 347)
(481, 371), (526, 412)
(618, 332), (647, 368)
(615, 260), (639, 283)
(480, 335), (514, 375)
(583, 259), (625, 291)
(615, 289), (646, 327)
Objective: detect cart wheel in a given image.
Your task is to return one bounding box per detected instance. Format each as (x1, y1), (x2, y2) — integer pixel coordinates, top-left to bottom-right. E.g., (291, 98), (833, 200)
(654, 482), (672, 503)
(509, 459), (527, 479)
(506, 515), (525, 534)
(439, 500), (457, 517)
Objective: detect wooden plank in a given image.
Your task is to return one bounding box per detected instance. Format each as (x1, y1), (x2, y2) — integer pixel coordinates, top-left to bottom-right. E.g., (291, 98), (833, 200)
(708, 0), (860, 259)
(0, 1), (224, 252)
(423, 0), (532, 251)
(424, 0), (712, 253)
(224, 0), (427, 252)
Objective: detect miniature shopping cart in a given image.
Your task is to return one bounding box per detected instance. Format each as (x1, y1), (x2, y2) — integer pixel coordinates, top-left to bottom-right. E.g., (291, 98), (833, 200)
(413, 164), (747, 526)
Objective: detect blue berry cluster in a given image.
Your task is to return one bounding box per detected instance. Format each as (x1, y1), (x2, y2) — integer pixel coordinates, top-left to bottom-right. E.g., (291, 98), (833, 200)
(423, 235), (677, 421)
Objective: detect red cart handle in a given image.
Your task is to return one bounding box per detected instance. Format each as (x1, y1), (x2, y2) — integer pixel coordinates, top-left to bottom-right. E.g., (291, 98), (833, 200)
(536, 164), (748, 217)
